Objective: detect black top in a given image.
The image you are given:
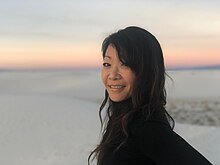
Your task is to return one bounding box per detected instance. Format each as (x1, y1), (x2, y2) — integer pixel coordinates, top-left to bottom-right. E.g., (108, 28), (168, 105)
(101, 99), (212, 165)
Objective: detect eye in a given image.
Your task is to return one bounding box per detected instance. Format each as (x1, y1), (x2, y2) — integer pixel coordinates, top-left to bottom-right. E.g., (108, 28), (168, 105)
(121, 62), (129, 67)
(103, 62), (110, 67)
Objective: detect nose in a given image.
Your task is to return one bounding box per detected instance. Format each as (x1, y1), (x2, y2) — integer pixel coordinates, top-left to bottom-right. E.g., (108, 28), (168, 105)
(108, 67), (121, 80)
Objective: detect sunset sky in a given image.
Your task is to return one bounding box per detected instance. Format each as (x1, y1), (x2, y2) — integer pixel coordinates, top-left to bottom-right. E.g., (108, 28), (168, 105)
(0, 0), (220, 69)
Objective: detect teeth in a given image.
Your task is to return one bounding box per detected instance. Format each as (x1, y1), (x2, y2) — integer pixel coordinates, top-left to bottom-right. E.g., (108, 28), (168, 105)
(110, 85), (124, 89)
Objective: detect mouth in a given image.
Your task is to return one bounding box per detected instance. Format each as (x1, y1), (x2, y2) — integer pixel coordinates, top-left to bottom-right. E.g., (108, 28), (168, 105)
(107, 85), (126, 92)
(108, 85), (125, 89)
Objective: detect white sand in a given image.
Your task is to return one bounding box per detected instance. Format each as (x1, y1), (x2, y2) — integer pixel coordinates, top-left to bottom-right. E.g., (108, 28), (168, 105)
(166, 70), (220, 127)
(166, 70), (220, 99)
(0, 69), (219, 164)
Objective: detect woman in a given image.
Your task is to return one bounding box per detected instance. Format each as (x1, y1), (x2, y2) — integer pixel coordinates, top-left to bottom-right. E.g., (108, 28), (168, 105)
(88, 26), (212, 165)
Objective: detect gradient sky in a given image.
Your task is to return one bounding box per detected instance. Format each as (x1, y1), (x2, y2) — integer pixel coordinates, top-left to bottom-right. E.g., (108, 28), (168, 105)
(1, 0), (220, 69)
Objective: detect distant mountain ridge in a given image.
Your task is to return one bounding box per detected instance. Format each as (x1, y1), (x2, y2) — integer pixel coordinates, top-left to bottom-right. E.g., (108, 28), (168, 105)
(192, 64), (220, 70)
(1, 64), (220, 71)
(0, 68), (12, 72)
(168, 64), (220, 71)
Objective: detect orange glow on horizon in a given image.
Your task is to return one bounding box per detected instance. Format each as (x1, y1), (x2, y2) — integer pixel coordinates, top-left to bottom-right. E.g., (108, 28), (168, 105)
(164, 47), (220, 68)
(0, 42), (102, 69)
(0, 41), (220, 69)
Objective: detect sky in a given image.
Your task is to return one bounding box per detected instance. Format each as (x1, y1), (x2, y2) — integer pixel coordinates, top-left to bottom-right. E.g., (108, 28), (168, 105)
(0, 0), (220, 69)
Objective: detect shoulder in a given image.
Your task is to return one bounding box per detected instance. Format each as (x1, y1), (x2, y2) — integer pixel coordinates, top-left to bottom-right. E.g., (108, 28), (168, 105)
(128, 114), (212, 164)
(130, 113), (172, 137)
(129, 117), (173, 157)
(131, 117), (172, 140)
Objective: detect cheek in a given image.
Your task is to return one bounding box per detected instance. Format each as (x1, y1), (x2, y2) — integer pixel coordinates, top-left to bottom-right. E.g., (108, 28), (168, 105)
(129, 74), (136, 89)
(101, 69), (107, 85)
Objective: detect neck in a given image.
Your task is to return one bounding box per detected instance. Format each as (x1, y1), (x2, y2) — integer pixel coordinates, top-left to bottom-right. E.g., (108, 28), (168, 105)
(110, 98), (133, 116)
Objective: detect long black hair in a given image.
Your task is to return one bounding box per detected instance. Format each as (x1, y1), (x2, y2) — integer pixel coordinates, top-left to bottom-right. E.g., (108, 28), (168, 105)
(88, 26), (174, 165)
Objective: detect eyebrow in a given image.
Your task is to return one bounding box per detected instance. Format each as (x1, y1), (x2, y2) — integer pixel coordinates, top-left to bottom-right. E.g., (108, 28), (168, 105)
(104, 56), (111, 60)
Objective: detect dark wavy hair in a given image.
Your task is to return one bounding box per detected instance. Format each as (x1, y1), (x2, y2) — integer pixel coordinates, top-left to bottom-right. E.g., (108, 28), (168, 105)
(88, 26), (174, 165)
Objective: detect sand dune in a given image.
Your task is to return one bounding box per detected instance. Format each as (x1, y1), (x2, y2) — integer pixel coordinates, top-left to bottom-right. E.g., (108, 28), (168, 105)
(0, 69), (219, 164)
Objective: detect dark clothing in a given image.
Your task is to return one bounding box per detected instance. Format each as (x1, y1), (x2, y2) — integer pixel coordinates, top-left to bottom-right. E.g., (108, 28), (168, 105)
(101, 100), (212, 165)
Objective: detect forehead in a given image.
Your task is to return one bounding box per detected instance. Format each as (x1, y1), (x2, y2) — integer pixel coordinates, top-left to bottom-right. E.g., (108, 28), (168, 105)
(104, 45), (119, 60)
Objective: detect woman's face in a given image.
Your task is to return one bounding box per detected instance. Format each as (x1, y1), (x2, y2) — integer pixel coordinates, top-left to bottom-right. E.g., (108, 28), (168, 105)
(101, 44), (136, 102)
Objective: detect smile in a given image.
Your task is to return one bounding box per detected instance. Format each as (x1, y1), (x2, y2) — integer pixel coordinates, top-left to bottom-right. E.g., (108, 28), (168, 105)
(108, 85), (125, 90)
(109, 85), (125, 89)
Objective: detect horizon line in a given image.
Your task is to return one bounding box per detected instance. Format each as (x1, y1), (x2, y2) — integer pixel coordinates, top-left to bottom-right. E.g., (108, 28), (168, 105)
(1, 63), (220, 71)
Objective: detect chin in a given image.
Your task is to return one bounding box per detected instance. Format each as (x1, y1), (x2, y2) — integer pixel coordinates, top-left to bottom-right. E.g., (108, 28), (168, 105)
(109, 96), (127, 102)
(110, 99), (123, 102)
